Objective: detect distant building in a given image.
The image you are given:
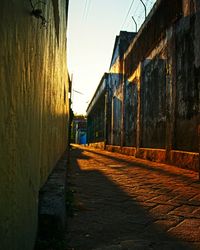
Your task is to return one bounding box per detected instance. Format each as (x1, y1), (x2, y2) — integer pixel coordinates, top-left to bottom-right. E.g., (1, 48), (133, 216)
(87, 31), (136, 147)
(71, 116), (87, 145)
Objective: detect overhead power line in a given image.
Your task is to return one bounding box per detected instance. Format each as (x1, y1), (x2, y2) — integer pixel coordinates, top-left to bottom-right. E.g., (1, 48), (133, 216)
(82, 0), (88, 21)
(85, 0), (91, 20)
(133, 1), (140, 17)
(82, 0), (91, 22)
(73, 89), (84, 95)
(121, 0), (135, 29)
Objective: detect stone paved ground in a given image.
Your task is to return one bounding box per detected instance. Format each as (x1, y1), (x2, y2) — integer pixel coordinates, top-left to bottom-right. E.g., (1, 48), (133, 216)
(66, 145), (200, 250)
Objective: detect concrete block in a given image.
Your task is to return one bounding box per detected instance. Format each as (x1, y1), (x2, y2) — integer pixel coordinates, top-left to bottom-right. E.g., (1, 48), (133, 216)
(170, 150), (199, 171)
(38, 153), (67, 239)
(136, 148), (166, 163)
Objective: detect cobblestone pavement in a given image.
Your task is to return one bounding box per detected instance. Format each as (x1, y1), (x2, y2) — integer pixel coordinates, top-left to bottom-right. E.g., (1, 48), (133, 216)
(66, 145), (200, 250)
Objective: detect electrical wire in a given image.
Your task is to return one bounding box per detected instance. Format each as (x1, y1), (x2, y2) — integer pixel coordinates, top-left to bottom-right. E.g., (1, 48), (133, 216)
(82, 0), (88, 21)
(82, 0), (92, 22)
(85, 0), (91, 20)
(132, 1), (141, 17)
(121, 0), (135, 29)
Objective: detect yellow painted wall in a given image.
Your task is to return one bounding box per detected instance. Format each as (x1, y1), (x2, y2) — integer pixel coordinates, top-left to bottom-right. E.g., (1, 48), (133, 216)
(0, 0), (69, 249)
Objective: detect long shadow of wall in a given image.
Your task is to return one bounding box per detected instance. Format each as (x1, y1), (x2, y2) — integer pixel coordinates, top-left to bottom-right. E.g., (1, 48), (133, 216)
(67, 147), (194, 250)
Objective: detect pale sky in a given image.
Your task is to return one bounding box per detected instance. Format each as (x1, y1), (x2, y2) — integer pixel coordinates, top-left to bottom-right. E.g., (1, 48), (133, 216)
(67, 0), (156, 115)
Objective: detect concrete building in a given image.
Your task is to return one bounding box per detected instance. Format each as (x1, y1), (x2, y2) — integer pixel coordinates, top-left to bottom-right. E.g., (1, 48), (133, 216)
(0, 0), (69, 249)
(87, 0), (200, 172)
(87, 73), (109, 145)
(87, 32), (136, 146)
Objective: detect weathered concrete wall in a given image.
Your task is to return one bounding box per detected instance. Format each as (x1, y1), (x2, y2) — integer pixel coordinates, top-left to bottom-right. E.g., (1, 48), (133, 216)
(87, 74), (108, 143)
(124, 0), (182, 78)
(112, 95), (122, 145)
(87, 95), (105, 143)
(174, 15), (199, 152)
(107, 73), (123, 145)
(87, 0), (199, 171)
(140, 39), (167, 149)
(122, 0), (199, 169)
(106, 32), (136, 146)
(0, 0), (69, 249)
(124, 80), (137, 147)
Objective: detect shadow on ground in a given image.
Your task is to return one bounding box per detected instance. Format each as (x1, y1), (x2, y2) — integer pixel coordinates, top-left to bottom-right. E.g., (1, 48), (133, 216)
(66, 146), (197, 250)
(80, 147), (199, 183)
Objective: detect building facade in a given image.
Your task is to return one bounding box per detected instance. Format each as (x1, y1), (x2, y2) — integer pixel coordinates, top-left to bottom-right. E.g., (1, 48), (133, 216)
(87, 0), (200, 171)
(0, 0), (69, 249)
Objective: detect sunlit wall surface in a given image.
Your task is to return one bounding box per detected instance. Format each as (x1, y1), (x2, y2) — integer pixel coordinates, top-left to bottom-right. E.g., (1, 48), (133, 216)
(0, 0), (69, 249)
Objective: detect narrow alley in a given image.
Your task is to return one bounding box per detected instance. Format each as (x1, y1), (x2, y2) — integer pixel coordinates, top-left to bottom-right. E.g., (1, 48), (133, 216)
(1, 1), (200, 249)
(67, 145), (200, 250)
